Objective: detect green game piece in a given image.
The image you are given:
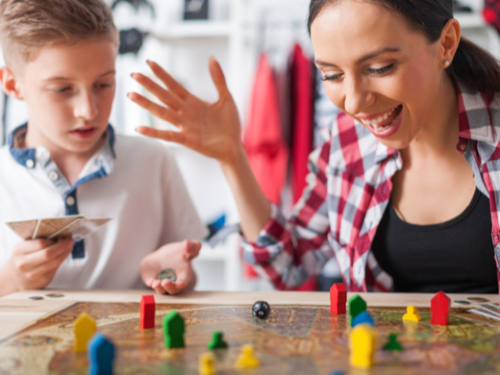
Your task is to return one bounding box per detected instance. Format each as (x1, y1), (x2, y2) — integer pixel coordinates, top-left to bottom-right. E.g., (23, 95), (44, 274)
(207, 331), (228, 350)
(348, 294), (367, 326)
(383, 333), (403, 351)
(162, 310), (185, 348)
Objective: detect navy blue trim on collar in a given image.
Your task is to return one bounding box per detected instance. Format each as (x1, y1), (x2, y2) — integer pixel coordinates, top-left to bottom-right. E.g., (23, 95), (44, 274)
(8, 123), (37, 169)
(8, 123), (116, 169)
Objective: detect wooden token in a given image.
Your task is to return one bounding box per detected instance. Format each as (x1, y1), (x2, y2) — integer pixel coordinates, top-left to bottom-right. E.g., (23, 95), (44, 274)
(45, 293), (65, 298)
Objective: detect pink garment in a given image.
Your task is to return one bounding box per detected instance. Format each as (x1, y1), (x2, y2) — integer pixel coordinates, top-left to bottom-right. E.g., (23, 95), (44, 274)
(290, 44), (314, 204)
(244, 54), (289, 205)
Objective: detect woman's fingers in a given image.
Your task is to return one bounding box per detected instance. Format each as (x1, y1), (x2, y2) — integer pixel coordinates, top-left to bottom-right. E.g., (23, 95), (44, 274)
(208, 57), (229, 99)
(135, 126), (187, 145)
(127, 93), (180, 124)
(146, 60), (191, 100)
(131, 73), (183, 110)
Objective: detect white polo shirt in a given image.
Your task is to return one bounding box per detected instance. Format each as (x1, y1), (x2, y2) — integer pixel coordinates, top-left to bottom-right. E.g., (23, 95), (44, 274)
(0, 124), (208, 289)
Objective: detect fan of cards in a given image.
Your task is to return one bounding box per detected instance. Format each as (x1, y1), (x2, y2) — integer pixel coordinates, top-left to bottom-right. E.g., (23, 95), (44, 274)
(6, 216), (112, 241)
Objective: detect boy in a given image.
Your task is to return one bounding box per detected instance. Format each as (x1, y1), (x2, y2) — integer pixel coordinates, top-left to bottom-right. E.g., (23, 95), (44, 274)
(0, 0), (207, 297)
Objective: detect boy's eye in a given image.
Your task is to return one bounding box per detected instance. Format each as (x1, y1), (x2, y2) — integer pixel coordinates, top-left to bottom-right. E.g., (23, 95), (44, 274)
(367, 64), (395, 76)
(55, 87), (71, 93)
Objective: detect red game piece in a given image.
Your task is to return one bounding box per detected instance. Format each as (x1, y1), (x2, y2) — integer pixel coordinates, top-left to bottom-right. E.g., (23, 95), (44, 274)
(330, 283), (347, 314)
(140, 295), (156, 329)
(430, 291), (450, 325)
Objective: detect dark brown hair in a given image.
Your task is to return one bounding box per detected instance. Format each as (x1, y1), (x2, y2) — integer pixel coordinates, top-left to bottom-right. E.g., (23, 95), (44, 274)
(308, 0), (500, 92)
(0, 0), (118, 64)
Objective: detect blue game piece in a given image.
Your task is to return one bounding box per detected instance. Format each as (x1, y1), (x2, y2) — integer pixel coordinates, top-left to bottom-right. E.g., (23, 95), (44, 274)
(351, 311), (374, 327)
(329, 371), (344, 375)
(87, 332), (115, 375)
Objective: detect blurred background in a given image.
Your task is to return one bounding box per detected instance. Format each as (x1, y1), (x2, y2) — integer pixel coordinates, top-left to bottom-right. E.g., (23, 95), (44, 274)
(0, 0), (498, 292)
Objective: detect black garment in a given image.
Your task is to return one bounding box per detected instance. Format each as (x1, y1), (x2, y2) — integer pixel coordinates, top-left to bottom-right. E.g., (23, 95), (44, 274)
(371, 188), (498, 294)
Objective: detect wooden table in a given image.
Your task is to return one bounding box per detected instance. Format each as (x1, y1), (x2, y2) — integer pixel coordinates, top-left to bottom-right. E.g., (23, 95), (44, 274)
(1, 289), (499, 340)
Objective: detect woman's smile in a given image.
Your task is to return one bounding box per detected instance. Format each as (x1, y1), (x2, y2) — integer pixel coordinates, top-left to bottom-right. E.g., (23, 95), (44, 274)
(358, 104), (403, 138)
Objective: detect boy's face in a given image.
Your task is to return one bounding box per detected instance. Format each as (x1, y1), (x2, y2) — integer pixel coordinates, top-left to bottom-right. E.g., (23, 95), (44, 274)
(9, 39), (117, 156)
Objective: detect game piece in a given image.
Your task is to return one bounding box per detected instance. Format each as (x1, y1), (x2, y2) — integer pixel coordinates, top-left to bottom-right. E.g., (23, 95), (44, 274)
(207, 331), (228, 350)
(402, 305), (421, 322)
(351, 311), (374, 327)
(431, 291), (451, 326)
(157, 268), (177, 282)
(454, 300), (471, 305)
(330, 283), (347, 314)
(236, 344), (260, 368)
(329, 372), (344, 375)
(163, 310), (185, 348)
(349, 324), (375, 369)
(88, 332), (115, 375)
(348, 294), (367, 326)
(252, 301), (271, 319)
(140, 295), (155, 329)
(383, 333), (403, 351)
(468, 297), (489, 303)
(74, 312), (96, 352)
(199, 352), (216, 375)
(28, 296), (43, 300)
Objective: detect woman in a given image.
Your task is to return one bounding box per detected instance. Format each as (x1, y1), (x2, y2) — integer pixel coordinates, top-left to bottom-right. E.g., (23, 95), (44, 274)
(128, 0), (500, 294)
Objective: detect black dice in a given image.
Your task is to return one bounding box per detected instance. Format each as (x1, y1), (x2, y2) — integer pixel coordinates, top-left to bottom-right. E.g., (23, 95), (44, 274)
(252, 300), (271, 319)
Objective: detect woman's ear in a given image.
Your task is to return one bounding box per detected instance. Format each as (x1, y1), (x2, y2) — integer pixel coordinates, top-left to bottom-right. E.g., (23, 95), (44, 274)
(0, 66), (24, 100)
(439, 18), (461, 68)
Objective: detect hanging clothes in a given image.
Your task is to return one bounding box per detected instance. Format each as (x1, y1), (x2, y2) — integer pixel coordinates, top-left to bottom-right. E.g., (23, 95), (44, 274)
(244, 53), (289, 205)
(290, 43), (314, 204)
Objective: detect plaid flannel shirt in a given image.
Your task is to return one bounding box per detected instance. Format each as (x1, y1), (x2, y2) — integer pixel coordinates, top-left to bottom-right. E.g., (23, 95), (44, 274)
(242, 81), (500, 292)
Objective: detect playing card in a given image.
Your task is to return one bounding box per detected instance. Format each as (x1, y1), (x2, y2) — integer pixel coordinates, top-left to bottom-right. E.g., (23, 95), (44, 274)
(6, 216), (111, 241)
(33, 216), (83, 239)
(48, 218), (112, 241)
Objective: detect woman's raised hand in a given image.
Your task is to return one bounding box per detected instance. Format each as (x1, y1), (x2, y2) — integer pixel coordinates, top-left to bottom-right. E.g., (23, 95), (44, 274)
(128, 58), (242, 166)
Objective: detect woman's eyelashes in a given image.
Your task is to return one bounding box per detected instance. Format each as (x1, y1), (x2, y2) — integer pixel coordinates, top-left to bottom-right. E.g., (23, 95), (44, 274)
(321, 64), (396, 82)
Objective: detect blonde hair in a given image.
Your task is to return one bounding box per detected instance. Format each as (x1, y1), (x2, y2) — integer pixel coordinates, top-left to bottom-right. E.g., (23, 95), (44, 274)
(0, 0), (118, 65)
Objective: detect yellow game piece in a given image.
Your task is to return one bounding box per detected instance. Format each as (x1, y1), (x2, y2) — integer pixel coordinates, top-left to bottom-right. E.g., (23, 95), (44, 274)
(349, 324), (376, 369)
(199, 352), (216, 375)
(236, 344), (260, 368)
(74, 312), (96, 352)
(402, 305), (421, 322)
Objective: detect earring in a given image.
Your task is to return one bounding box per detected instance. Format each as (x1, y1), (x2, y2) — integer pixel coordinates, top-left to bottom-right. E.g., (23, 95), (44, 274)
(444, 60), (450, 67)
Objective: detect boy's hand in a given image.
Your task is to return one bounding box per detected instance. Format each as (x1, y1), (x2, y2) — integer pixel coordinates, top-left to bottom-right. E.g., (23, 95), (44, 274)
(4, 238), (74, 292)
(128, 58), (242, 167)
(140, 240), (202, 295)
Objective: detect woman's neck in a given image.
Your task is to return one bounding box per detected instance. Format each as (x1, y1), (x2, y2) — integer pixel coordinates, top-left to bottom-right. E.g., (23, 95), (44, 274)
(402, 75), (459, 163)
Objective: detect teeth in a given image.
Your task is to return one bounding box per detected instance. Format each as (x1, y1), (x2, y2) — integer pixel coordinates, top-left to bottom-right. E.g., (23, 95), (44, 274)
(361, 106), (398, 129)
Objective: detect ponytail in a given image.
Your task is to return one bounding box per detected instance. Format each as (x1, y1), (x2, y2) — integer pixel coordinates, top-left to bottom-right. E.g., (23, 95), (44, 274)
(448, 38), (500, 92)
(308, 0), (500, 93)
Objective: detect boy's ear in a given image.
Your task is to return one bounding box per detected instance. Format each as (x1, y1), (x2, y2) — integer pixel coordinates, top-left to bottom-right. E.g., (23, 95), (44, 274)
(0, 66), (24, 100)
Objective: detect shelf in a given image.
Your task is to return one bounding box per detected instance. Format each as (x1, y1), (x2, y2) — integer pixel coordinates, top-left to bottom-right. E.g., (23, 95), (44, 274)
(455, 13), (485, 29)
(154, 21), (232, 41)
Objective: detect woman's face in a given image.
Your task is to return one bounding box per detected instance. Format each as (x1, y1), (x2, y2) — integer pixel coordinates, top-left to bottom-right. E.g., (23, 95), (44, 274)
(311, 1), (447, 150)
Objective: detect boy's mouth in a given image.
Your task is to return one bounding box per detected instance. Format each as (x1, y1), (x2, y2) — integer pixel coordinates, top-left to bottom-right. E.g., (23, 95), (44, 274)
(70, 127), (98, 139)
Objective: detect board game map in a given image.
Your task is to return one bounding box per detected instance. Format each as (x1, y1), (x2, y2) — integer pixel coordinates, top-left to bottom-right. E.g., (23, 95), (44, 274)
(2, 302), (500, 375)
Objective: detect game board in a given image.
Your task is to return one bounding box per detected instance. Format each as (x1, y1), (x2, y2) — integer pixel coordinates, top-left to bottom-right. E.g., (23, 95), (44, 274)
(1, 301), (500, 375)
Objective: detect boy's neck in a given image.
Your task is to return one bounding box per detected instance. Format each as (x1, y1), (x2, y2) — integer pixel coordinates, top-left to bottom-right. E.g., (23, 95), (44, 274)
(22, 123), (108, 186)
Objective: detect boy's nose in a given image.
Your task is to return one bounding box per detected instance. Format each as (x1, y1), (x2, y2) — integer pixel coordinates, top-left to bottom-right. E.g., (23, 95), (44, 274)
(74, 92), (98, 121)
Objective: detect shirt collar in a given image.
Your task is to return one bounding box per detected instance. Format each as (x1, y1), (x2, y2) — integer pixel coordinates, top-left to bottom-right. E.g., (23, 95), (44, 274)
(8, 123), (116, 170)
(456, 80), (496, 144)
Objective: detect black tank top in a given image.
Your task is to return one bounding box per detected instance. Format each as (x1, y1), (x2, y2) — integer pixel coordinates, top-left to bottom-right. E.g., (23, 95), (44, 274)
(371, 188), (498, 293)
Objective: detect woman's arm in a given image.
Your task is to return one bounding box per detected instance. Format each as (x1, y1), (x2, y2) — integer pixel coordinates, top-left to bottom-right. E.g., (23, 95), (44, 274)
(128, 58), (270, 241)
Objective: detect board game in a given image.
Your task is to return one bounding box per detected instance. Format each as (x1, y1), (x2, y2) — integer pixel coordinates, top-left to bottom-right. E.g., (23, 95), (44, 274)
(1, 301), (500, 375)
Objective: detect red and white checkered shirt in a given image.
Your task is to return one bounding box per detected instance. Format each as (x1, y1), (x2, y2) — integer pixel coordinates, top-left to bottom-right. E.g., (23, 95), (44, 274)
(243, 81), (500, 292)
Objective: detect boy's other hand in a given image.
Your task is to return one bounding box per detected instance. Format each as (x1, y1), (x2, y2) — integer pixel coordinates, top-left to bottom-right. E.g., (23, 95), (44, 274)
(140, 240), (202, 295)
(5, 238), (74, 292)
(128, 58), (242, 167)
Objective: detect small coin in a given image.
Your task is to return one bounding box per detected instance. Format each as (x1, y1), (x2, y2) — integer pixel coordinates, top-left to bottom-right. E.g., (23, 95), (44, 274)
(467, 297), (489, 302)
(45, 293), (64, 298)
(157, 268), (177, 282)
(28, 296), (43, 301)
(454, 300), (471, 305)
